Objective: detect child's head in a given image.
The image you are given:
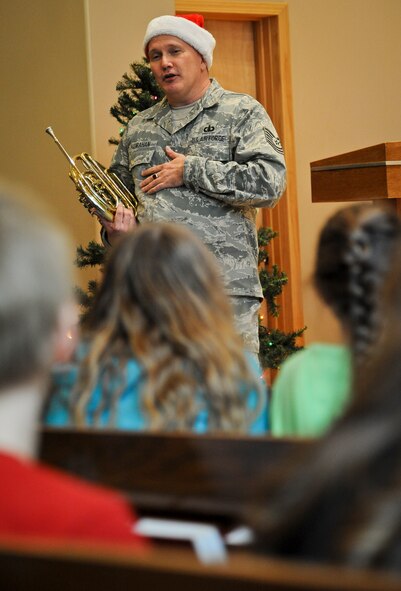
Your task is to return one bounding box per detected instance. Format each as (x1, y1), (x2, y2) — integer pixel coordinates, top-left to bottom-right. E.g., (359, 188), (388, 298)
(313, 203), (401, 361)
(76, 222), (261, 431)
(87, 221), (241, 356)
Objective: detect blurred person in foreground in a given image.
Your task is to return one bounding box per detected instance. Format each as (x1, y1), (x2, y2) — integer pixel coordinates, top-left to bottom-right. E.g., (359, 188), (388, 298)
(45, 222), (268, 433)
(248, 240), (401, 572)
(0, 183), (144, 548)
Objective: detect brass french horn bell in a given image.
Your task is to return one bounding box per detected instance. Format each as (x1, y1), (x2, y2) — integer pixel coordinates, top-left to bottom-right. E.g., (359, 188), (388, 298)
(45, 126), (138, 222)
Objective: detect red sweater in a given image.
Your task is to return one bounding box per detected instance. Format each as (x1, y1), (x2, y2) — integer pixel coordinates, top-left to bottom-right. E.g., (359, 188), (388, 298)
(0, 452), (145, 548)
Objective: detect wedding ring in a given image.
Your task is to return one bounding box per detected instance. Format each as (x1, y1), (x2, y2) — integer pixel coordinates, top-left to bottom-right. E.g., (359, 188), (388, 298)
(152, 173), (158, 180)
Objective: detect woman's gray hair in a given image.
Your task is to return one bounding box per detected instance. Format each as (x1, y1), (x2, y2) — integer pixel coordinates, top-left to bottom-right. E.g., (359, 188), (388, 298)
(0, 183), (72, 388)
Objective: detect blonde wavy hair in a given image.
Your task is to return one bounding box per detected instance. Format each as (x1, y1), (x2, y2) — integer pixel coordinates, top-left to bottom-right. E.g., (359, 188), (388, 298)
(72, 222), (263, 432)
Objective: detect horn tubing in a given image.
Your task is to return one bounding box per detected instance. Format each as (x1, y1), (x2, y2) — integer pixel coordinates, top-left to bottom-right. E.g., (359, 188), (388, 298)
(45, 127), (138, 221)
(45, 126), (77, 168)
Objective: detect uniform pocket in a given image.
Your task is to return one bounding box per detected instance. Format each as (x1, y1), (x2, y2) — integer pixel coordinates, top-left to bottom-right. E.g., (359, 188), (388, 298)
(128, 149), (154, 170)
(187, 140), (230, 162)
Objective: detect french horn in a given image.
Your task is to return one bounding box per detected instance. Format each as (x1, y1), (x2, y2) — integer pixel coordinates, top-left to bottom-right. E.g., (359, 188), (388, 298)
(45, 126), (138, 222)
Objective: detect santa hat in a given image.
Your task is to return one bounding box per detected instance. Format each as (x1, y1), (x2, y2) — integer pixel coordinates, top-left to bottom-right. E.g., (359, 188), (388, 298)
(143, 14), (216, 68)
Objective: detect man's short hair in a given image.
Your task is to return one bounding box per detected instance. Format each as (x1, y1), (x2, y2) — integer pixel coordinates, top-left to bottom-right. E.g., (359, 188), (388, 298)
(0, 183), (72, 388)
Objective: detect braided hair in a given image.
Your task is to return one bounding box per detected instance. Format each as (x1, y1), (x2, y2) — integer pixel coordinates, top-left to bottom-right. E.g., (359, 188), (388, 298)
(249, 244), (401, 570)
(314, 204), (401, 364)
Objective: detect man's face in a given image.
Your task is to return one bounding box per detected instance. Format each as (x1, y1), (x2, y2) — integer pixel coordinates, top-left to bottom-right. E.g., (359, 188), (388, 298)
(148, 35), (209, 107)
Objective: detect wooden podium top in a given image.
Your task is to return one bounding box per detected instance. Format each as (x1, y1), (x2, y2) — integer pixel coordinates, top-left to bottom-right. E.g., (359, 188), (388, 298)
(310, 142), (401, 204)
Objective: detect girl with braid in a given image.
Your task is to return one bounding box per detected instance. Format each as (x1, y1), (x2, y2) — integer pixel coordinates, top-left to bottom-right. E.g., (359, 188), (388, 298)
(271, 203), (401, 437)
(248, 242), (401, 571)
(44, 222), (267, 433)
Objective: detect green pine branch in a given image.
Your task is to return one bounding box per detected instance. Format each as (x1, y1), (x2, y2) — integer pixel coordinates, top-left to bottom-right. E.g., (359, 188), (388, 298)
(258, 227), (288, 317)
(257, 226), (305, 367)
(74, 279), (100, 322)
(259, 266), (288, 317)
(75, 241), (106, 268)
(75, 243), (104, 320)
(75, 279), (99, 306)
(258, 324), (305, 369)
(109, 58), (164, 145)
(257, 226), (278, 265)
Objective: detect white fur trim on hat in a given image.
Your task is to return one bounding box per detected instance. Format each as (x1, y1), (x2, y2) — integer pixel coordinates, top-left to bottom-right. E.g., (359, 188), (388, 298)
(143, 15), (216, 68)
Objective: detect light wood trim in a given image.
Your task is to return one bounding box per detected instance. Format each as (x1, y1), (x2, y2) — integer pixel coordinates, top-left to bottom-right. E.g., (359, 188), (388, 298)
(176, 1), (288, 18)
(176, 1), (304, 338)
(256, 9), (304, 334)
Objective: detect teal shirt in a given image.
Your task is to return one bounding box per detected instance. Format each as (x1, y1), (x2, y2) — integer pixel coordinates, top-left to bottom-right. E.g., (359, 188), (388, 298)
(271, 343), (352, 437)
(45, 352), (268, 435)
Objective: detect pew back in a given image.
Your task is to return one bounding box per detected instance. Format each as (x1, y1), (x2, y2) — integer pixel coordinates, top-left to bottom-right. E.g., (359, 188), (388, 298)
(1, 540), (401, 591)
(39, 428), (306, 522)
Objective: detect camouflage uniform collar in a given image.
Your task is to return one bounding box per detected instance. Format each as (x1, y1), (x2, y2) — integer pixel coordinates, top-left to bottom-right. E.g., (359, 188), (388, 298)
(141, 78), (223, 122)
(200, 78), (224, 108)
(141, 97), (170, 121)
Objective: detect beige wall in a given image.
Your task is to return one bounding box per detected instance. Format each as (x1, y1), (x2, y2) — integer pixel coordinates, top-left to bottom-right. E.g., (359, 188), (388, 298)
(0, 1), (173, 289)
(86, 0), (174, 166)
(285, 0), (401, 342)
(0, 0), (95, 288)
(2, 1), (401, 338)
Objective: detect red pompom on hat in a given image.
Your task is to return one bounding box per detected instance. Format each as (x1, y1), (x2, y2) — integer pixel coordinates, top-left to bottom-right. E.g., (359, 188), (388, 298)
(143, 14), (216, 68)
(180, 14), (204, 27)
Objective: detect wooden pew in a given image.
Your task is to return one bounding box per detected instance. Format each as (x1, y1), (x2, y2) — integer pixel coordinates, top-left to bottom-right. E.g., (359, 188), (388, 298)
(1, 538), (401, 591)
(39, 428), (307, 524)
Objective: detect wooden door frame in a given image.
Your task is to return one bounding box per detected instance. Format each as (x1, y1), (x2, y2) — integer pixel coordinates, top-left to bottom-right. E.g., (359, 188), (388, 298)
(176, 1), (303, 335)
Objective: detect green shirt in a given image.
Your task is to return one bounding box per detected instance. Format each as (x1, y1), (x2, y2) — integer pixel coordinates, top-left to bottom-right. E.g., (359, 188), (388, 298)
(271, 343), (352, 437)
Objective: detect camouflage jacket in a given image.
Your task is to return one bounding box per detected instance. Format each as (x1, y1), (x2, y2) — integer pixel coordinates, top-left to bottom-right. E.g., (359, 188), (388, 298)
(111, 79), (286, 298)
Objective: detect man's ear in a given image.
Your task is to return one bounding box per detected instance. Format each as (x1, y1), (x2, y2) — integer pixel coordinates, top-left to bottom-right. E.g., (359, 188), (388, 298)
(200, 56), (208, 72)
(52, 300), (79, 363)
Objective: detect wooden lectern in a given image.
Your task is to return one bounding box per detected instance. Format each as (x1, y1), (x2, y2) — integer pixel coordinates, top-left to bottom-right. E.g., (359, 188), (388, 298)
(310, 142), (401, 214)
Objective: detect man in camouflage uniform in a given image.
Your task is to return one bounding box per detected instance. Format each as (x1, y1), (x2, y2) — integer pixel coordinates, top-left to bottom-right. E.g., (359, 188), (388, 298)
(101, 14), (286, 354)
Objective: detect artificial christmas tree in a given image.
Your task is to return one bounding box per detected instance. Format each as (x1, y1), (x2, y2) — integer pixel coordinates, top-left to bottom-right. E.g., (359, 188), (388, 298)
(257, 227), (304, 369)
(109, 58), (164, 146)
